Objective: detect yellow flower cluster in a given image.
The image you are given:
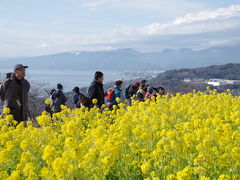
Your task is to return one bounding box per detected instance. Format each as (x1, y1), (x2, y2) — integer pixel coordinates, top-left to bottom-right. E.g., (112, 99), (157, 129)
(0, 91), (240, 179)
(45, 99), (52, 105)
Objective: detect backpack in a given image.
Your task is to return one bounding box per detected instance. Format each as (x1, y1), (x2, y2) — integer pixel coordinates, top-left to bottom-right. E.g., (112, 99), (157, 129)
(0, 73), (13, 96)
(0, 73), (12, 86)
(75, 93), (84, 108)
(78, 95), (92, 109)
(51, 90), (62, 101)
(105, 88), (117, 101)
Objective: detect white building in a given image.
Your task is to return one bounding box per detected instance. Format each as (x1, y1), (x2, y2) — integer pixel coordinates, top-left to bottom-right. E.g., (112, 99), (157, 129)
(224, 80), (240, 85)
(183, 78), (191, 83)
(207, 79), (227, 86)
(184, 78), (205, 83)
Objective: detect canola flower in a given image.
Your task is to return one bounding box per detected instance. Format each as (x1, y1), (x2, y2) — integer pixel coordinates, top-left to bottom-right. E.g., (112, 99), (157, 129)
(3, 107), (10, 114)
(0, 91), (240, 179)
(45, 99), (51, 105)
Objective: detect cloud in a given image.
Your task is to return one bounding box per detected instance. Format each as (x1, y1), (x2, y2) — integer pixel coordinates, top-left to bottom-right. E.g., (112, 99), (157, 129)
(35, 43), (51, 49)
(81, 0), (204, 14)
(93, 4), (240, 42)
(141, 4), (240, 36)
(206, 35), (240, 47)
(81, 0), (119, 9)
(73, 4), (240, 51)
(173, 5), (240, 25)
(0, 4), (240, 56)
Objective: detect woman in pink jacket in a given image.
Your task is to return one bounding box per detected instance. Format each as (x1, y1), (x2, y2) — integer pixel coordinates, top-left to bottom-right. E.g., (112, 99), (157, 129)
(145, 86), (154, 99)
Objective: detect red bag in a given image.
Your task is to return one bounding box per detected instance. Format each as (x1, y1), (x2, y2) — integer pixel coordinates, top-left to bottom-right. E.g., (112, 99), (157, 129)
(105, 88), (117, 101)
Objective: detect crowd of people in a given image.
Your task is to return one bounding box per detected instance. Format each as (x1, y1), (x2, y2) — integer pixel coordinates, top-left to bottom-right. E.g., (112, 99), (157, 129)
(47, 71), (165, 113)
(0, 65), (165, 124)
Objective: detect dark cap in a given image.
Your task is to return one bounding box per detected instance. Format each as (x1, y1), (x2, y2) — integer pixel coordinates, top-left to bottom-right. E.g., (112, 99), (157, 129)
(73, 87), (80, 93)
(57, 83), (63, 89)
(140, 79), (147, 83)
(14, 64), (28, 71)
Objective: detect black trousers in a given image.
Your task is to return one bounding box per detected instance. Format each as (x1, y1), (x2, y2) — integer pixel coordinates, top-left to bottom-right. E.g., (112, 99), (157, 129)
(10, 107), (24, 123)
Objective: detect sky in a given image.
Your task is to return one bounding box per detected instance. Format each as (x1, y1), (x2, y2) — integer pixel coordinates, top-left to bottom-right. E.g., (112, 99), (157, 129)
(0, 0), (240, 57)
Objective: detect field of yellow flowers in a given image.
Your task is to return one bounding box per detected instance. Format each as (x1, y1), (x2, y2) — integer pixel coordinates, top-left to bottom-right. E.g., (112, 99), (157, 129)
(0, 90), (240, 180)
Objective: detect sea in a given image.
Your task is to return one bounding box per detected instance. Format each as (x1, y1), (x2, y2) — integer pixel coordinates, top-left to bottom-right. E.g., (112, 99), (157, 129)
(0, 69), (163, 92)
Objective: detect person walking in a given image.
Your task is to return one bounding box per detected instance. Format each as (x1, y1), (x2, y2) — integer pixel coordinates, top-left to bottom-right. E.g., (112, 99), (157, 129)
(145, 86), (154, 99)
(140, 79), (147, 89)
(0, 64), (30, 123)
(105, 80), (123, 110)
(124, 81), (140, 105)
(88, 71), (104, 108)
(72, 87), (84, 108)
(125, 81), (140, 99)
(137, 86), (147, 101)
(157, 87), (165, 97)
(51, 84), (67, 113)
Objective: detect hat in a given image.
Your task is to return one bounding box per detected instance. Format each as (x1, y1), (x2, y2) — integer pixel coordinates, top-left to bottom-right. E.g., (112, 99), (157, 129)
(14, 64), (28, 71)
(135, 81), (140, 87)
(73, 87), (80, 93)
(140, 79), (147, 83)
(57, 83), (63, 89)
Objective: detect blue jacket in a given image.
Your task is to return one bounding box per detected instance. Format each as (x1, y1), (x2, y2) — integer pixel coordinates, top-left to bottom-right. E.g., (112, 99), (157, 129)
(105, 85), (122, 105)
(72, 92), (79, 105)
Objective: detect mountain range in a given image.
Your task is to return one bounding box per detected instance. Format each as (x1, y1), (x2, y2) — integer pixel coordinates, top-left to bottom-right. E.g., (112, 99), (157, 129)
(0, 45), (240, 71)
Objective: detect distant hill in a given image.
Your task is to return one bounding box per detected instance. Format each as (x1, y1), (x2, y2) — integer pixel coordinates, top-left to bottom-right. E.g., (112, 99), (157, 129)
(153, 63), (240, 81)
(0, 49), (158, 71)
(148, 63), (240, 93)
(99, 63), (240, 95)
(0, 45), (240, 71)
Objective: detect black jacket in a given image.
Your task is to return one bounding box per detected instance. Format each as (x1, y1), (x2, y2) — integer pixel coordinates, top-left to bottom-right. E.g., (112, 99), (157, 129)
(52, 89), (67, 112)
(0, 73), (30, 122)
(88, 80), (104, 108)
(129, 85), (139, 97)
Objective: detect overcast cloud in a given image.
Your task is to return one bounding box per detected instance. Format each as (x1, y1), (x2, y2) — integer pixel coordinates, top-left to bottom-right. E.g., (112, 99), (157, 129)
(0, 0), (239, 56)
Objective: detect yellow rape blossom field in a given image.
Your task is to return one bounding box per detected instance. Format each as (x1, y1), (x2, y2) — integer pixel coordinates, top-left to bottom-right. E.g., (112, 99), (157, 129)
(0, 91), (240, 180)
